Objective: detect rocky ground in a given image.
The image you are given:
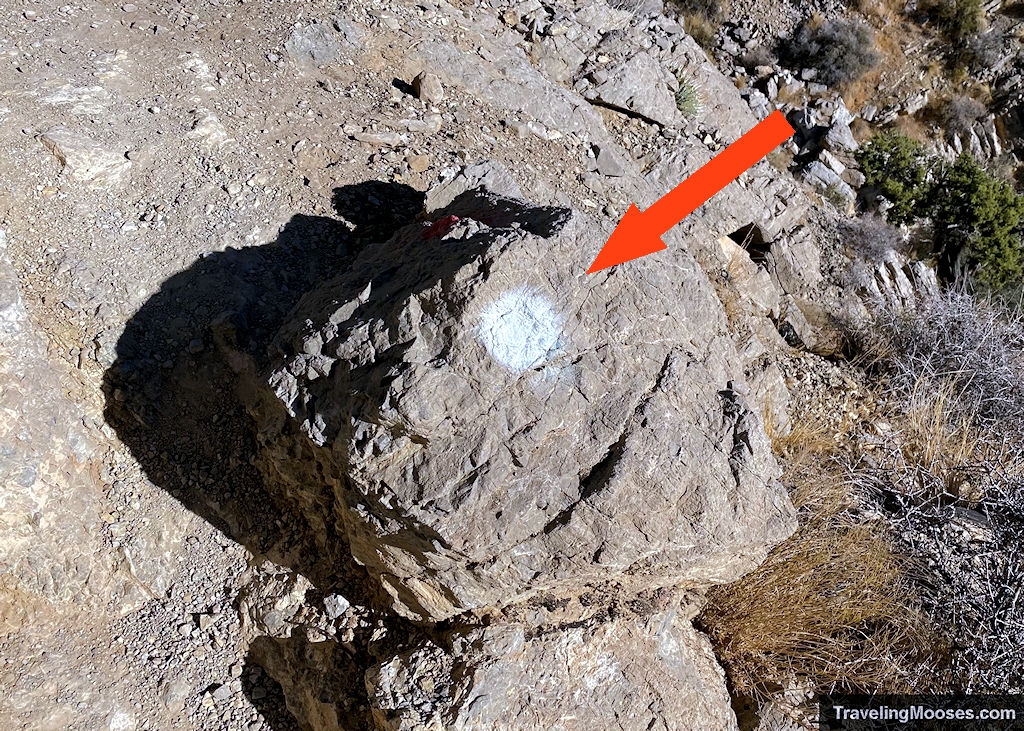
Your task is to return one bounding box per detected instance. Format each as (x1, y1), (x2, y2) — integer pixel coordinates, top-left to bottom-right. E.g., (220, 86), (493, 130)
(1, 0), (1015, 729)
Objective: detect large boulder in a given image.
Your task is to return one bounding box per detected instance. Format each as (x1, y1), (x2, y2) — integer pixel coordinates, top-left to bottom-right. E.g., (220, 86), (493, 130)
(366, 605), (738, 730)
(248, 179), (795, 622)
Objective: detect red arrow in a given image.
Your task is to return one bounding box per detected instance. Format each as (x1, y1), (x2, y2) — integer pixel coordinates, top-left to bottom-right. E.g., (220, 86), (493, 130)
(586, 110), (795, 274)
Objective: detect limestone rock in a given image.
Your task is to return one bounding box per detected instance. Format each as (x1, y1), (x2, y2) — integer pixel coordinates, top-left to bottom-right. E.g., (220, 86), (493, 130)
(767, 227), (823, 297)
(366, 608), (738, 730)
(582, 52), (680, 126)
(249, 180), (795, 622)
(802, 161), (855, 209)
(39, 126), (131, 189)
(0, 230), (113, 630)
(285, 20), (360, 65)
(412, 71), (445, 105)
(822, 121), (859, 153)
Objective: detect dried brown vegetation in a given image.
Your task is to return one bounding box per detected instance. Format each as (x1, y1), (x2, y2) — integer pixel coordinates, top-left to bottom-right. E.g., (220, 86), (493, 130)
(699, 424), (944, 701)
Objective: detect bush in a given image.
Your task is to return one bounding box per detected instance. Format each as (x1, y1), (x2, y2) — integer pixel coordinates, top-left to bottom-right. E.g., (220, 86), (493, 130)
(865, 288), (1024, 427)
(839, 214), (907, 263)
(669, 0), (720, 49)
(783, 18), (880, 86)
(852, 291), (1024, 690)
(683, 12), (717, 50)
(932, 154), (1024, 286)
(855, 132), (936, 226)
(669, 0), (719, 19)
(940, 95), (987, 138)
(857, 134), (1024, 286)
(963, 32), (1004, 73)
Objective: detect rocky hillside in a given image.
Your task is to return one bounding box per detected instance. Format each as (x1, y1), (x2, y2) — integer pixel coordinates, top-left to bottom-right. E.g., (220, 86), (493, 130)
(2, 0), (1020, 728)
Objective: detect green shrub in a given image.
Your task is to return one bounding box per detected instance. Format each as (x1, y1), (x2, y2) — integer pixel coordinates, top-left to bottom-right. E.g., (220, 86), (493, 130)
(855, 132), (936, 226)
(932, 154), (1024, 286)
(674, 77), (702, 116)
(783, 18), (880, 86)
(856, 132), (1024, 287)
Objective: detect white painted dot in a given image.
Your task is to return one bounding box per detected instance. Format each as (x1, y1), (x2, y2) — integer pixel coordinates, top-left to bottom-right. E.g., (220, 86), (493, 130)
(476, 287), (563, 372)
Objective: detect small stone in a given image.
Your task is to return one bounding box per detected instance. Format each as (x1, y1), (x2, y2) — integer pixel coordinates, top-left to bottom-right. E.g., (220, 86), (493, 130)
(324, 593), (351, 618)
(353, 130), (402, 146)
(592, 145), (625, 177)
(159, 678), (190, 714)
(411, 71), (445, 105)
(225, 182), (243, 195)
(406, 154), (430, 173)
(122, 3), (137, 11)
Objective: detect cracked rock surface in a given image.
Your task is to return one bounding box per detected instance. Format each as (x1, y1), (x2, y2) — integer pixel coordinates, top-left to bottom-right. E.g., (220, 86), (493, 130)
(366, 604), (737, 730)
(248, 180), (796, 624)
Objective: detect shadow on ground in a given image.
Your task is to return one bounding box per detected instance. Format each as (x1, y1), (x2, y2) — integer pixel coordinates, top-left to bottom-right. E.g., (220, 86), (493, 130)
(102, 181), (426, 730)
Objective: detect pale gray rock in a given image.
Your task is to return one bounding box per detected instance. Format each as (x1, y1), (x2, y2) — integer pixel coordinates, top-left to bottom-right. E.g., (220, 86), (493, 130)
(323, 593), (351, 619)
(858, 251), (940, 307)
(39, 126), (131, 189)
(366, 607), (738, 731)
(424, 160), (523, 211)
(249, 181), (795, 622)
(530, 34), (588, 83)
(777, 294), (817, 350)
(582, 52), (680, 126)
(412, 71), (445, 105)
(767, 227), (823, 297)
(802, 161), (855, 207)
(819, 149), (845, 175)
(592, 143), (626, 177)
(285, 21), (355, 65)
(822, 121), (859, 153)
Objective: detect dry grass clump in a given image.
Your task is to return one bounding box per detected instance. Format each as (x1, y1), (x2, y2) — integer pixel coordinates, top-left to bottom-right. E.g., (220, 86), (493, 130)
(699, 429), (943, 700)
(851, 290), (1024, 691)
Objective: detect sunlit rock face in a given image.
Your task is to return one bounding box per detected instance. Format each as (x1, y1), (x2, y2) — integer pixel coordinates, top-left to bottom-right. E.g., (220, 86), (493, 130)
(249, 175), (795, 622)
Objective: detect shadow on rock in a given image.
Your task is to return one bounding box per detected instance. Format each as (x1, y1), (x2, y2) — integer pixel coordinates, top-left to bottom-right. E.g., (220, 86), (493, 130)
(102, 180), (426, 728)
(244, 635), (367, 731)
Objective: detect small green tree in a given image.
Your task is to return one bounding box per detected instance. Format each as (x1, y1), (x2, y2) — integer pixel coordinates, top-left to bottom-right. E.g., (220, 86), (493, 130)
(855, 133), (936, 226)
(932, 154), (1024, 287)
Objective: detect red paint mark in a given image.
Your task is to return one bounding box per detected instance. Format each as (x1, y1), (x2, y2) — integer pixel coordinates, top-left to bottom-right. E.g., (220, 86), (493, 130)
(422, 214), (461, 239)
(586, 110), (795, 273)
